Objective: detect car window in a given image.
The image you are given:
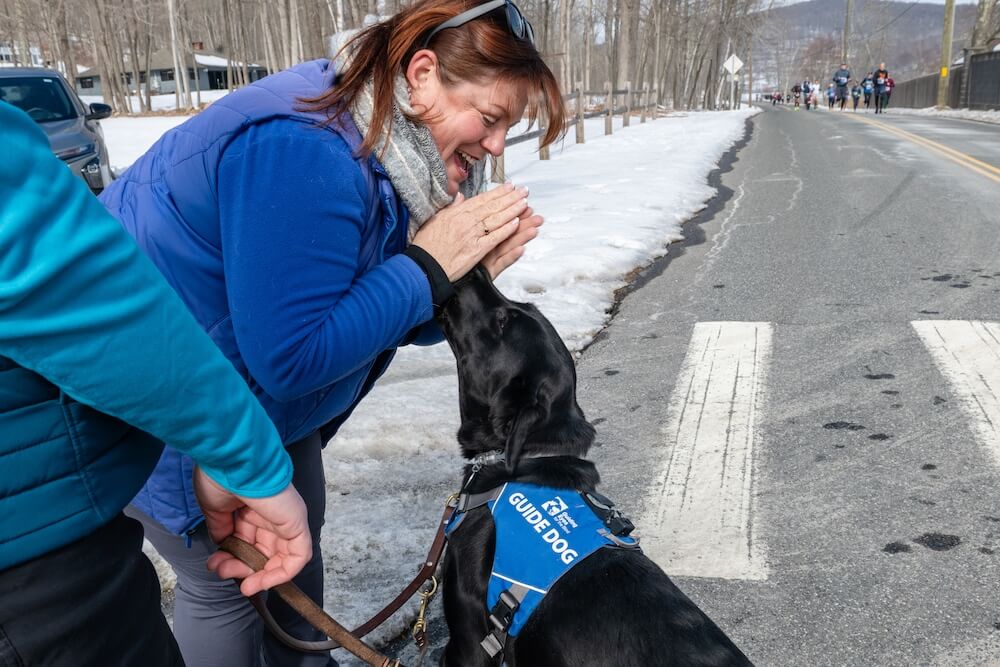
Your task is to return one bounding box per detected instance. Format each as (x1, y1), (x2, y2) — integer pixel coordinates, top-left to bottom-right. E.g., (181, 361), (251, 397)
(0, 76), (77, 123)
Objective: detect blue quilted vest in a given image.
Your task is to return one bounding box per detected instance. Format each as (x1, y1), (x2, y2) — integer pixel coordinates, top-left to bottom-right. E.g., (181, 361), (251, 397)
(0, 357), (161, 570)
(101, 60), (407, 535)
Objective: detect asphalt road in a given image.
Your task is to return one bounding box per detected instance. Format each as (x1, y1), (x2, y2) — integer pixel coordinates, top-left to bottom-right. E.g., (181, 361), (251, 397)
(576, 106), (1000, 666)
(371, 108), (1000, 666)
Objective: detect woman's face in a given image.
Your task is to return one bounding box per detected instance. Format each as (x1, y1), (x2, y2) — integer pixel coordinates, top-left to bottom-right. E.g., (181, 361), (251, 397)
(408, 52), (528, 195)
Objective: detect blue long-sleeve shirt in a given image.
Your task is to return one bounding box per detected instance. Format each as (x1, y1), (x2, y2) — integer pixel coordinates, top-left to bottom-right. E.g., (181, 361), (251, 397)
(217, 120), (434, 404)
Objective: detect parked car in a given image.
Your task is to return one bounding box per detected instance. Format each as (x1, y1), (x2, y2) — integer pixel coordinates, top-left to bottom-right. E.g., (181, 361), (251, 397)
(0, 68), (113, 194)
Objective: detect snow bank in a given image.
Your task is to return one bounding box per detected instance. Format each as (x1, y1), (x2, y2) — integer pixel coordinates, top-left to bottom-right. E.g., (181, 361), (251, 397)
(886, 107), (1000, 125)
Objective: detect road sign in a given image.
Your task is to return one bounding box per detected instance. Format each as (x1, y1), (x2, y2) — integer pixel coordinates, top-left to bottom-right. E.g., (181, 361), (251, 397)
(723, 54), (744, 75)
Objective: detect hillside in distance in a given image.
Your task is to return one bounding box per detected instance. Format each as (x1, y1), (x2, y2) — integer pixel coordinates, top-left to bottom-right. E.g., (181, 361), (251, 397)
(760, 0), (978, 80)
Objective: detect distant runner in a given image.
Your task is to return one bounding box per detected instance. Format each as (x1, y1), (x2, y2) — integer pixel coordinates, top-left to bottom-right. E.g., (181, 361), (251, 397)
(792, 82), (802, 109)
(826, 83), (836, 110)
(873, 63), (890, 114)
(861, 72), (874, 109)
(803, 79), (813, 110)
(832, 63), (851, 111)
(850, 81), (862, 111)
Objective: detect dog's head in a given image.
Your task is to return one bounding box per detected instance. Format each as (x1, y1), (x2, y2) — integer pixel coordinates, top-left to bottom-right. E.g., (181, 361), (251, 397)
(437, 266), (595, 471)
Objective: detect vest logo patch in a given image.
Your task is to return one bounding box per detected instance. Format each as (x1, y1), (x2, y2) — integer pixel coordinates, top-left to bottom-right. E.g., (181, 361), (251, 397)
(541, 496), (567, 516)
(509, 491), (580, 564)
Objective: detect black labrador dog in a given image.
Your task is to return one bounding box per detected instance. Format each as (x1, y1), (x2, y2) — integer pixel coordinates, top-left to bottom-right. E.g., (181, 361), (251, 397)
(435, 266), (754, 667)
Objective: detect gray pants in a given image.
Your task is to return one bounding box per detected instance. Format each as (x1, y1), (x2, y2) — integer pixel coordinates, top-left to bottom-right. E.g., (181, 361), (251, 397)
(127, 433), (336, 667)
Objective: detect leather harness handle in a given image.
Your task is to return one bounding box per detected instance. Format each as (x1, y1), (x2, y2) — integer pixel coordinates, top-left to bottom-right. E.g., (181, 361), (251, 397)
(219, 536), (401, 667)
(218, 498), (455, 663)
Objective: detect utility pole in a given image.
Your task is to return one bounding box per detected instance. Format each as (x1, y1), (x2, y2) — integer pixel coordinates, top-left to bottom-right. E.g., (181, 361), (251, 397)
(936, 0), (956, 109)
(842, 0), (853, 62)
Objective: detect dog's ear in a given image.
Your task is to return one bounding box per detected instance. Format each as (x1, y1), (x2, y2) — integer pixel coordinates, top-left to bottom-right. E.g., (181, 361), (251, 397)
(493, 379), (545, 475)
(504, 403), (543, 475)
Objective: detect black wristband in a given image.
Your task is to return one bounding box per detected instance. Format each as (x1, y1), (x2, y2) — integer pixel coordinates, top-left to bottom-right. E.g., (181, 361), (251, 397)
(403, 245), (455, 313)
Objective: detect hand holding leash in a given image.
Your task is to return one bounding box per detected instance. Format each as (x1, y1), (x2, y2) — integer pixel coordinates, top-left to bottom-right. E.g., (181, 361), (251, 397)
(196, 468), (312, 597)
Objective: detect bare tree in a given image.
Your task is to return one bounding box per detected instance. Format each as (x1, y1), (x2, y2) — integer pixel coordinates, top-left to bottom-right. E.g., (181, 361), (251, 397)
(970, 0), (996, 48)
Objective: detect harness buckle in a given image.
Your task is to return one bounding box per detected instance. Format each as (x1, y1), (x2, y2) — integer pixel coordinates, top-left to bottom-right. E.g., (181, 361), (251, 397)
(488, 589), (520, 632)
(480, 632), (505, 659)
(584, 491), (636, 537)
(480, 588), (520, 661)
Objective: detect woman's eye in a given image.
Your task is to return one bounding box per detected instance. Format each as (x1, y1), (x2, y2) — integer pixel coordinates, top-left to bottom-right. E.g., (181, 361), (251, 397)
(481, 114), (497, 127)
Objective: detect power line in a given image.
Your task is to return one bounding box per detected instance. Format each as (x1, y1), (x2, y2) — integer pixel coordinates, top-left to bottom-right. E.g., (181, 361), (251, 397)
(864, 0), (920, 38)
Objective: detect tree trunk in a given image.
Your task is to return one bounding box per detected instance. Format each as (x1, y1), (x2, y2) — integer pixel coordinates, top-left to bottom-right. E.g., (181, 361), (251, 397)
(584, 0), (593, 90)
(557, 0), (572, 90)
(14, 0), (32, 66)
(605, 0), (616, 89)
(971, 0), (994, 48)
(167, 0), (190, 109)
(261, 1), (280, 74)
(616, 0), (635, 87)
(143, 1), (153, 109)
(276, 0), (292, 69)
(238, 0), (251, 83)
(125, 4), (147, 112)
(290, 0), (304, 64)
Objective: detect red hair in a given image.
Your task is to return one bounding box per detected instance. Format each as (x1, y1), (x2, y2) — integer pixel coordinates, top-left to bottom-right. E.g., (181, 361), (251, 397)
(301, 0), (566, 156)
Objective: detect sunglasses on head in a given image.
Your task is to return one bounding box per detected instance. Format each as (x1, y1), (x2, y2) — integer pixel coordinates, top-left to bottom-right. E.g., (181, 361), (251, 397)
(421, 0), (536, 49)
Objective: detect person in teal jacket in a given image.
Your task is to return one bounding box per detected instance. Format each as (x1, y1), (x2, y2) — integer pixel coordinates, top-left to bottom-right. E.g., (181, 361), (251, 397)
(0, 101), (312, 666)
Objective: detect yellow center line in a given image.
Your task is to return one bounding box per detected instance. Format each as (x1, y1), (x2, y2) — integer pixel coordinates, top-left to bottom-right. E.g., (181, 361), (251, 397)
(857, 115), (1000, 174)
(847, 113), (1000, 183)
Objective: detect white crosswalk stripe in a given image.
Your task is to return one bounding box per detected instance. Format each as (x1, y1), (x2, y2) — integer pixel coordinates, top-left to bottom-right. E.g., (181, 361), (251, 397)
(912, 320), (1000, 468)
(638, 319), (1000, 583)
(640, 321), (772, 581)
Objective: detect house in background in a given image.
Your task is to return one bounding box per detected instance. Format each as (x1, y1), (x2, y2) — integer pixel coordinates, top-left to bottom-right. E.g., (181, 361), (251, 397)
(0, 42), (44, 67)
(76, 49), (268, 98)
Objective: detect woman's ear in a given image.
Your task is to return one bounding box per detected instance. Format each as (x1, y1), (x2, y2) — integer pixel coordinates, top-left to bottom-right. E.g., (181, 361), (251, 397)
(406, 49), (440, 106)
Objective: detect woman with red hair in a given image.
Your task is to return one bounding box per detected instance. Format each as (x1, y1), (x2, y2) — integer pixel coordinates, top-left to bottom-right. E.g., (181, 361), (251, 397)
(100, 1), (565, 665)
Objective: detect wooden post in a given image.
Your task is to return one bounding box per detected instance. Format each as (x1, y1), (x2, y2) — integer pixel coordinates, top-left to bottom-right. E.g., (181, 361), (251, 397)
(623, 80), (631, 127)
(640, 86), (647, 123)
(491, 153), (505, 184)
(604, 80), (612, 135)
(575, 82), (585, 144)
(538, 107), (550, 160)
(936, 0), (956, 109)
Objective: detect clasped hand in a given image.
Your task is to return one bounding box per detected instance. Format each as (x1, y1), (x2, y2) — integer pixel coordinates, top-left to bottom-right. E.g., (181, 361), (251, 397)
(411, 182), (543, 281)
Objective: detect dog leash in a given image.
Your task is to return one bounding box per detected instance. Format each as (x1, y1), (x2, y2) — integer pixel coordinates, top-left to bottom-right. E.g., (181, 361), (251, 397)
(218, 494), (459, 663)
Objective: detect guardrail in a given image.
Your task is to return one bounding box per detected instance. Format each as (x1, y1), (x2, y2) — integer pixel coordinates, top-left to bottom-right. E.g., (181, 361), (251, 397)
(491, 81), (659, 182)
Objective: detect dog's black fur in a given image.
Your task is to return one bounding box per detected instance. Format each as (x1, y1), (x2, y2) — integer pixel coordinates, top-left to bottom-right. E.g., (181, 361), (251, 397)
(435, 266), (754, 667)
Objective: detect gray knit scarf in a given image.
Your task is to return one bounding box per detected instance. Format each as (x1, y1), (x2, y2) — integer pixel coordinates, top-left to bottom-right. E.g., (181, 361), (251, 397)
(348, 73), (486, 241)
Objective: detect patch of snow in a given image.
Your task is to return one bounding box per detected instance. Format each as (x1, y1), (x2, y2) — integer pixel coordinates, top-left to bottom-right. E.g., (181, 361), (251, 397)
(886, 107), (1000, 125)
(80, 88), (232, 115)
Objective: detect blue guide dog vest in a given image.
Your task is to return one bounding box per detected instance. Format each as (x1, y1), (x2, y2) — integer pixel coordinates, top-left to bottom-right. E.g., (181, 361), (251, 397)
(447, 482), (639, 661)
